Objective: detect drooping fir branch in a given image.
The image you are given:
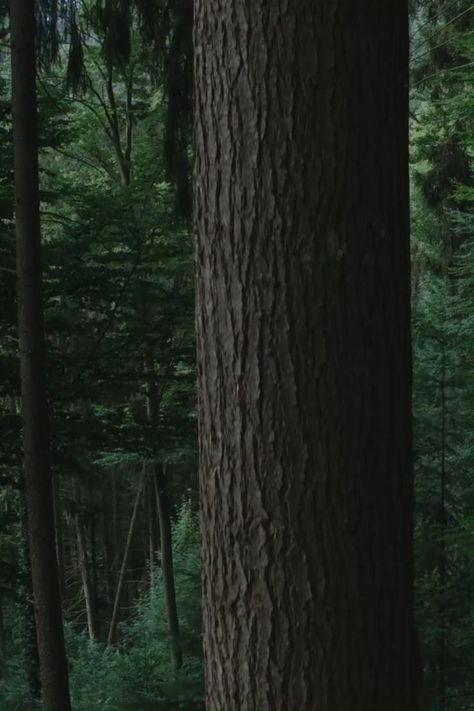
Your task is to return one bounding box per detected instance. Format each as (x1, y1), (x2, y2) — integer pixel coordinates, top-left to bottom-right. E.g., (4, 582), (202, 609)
(36, 0), (193, 218)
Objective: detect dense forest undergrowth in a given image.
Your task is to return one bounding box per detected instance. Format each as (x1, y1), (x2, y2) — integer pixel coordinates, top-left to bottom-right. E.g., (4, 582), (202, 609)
(0, 0), (473, 709)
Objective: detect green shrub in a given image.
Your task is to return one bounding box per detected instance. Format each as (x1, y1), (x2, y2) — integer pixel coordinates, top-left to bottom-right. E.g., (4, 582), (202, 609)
(67, 500), (203, 711)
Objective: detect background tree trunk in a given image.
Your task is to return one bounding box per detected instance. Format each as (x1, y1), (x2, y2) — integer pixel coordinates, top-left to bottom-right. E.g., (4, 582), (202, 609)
(0, 605), (5, 677)
(194, 2), (421, 709)
(52, 476), (66, 602)
(145, 349), (183, 671)
(75, 514), (98, 641)
(107, 474), (143, 646)
(10, 1), (71, 709)
(438, 342), (447, 711)
(153, 468), (183, 671)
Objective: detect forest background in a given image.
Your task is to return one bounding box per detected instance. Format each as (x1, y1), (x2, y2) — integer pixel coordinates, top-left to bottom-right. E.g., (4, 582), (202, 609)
(0, 0), (473, 710)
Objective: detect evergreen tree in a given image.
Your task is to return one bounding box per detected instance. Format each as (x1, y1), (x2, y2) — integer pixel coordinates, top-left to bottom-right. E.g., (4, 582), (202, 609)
(410, 3), (474, 708)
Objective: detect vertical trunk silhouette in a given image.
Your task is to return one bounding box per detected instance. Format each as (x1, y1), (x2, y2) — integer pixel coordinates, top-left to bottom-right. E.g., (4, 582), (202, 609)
(194, 1), (420, 709)
(153, 468), (183, 671)
(144, 349), (183, 671)
(0, 606), (5, 676)
(107, 473), (143, 646)
(438, 343), (447, 711)
(11, 1), (71, 709)
(75, 513), (98, 641)
(90, 514), (98, 622)
(20, 498), (41, 705)
(146, 478), (158, 583)
(52, 476), (66, 601)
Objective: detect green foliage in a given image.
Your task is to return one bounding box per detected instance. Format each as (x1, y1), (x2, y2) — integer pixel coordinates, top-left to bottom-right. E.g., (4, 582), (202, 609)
(410, 6), (474, 700)
(409, 5), (474, 706)
(413, 236), (474, 706)
(1, 17), (198, 710)
(0, 652), (32, 711)
(65, 503), (203, 711)
(0, 570), (41, 710)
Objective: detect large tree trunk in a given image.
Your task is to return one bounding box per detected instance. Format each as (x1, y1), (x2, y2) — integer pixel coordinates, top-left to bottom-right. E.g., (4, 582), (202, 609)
(194, 2), (421, 710)
(10, 2), (71, 709)
(21, 503), (42, 706)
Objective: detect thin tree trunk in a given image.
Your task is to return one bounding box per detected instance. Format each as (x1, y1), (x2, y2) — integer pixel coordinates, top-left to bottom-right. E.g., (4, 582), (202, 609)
(153, 468), (183, 671)
(145, 349), (182, 671)
(89, 480), (98, 626)
(438, 343), (447, 711)
(111, 468), (118, 569)
(105, 66), (133, 186)
(0, 605), (5, 678)
(105, 468), (119, 613)
(103, 533), (111, 610)
(147, 478), (157, 584)
(52, 475), (66, 602)
(11, 2), (70, 709)
(107, 473), (144, 646)
(194, 2), (420, 709)
(75, 514), (98, 641)
(90, 518), (98, 624)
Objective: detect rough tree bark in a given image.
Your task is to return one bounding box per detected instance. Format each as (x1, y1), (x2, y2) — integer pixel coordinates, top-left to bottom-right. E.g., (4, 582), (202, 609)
(194, 2), (421, 710)
(11, 1), (71, 709)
